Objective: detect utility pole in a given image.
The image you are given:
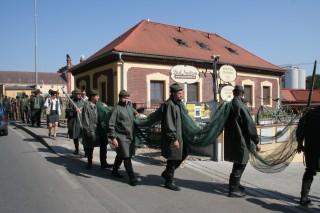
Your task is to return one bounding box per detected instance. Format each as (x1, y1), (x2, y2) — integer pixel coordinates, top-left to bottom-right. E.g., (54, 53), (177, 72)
(211, 55), (220, 161)
(34, 0), (38, 89)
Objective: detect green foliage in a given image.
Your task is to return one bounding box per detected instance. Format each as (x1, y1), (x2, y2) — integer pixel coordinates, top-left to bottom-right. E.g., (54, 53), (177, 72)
(306, 74), (320, 89)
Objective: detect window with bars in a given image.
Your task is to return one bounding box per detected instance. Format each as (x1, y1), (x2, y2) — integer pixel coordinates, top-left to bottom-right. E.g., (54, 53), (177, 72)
(244, 85), (252, 105)
(263, 86), (271, 105)
(187, 83), (198, 102)
(150, 81), (164, 107)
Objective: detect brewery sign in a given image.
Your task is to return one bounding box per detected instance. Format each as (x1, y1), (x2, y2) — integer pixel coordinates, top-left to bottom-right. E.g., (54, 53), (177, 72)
(219, 65), (237, 82)
(170, 65), (200, 84)
(220, 85), (234, 101)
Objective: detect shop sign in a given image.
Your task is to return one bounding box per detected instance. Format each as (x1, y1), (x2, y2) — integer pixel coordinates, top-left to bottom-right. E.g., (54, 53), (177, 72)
(220, 85), (234, 101)
(219, 65), (237, 82)
(170, 65), (200, 84)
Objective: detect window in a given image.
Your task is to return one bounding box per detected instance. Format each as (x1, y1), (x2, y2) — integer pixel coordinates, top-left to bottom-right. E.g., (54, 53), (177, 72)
(196, 41), (210, 50)
(225, 46), (238, 55)
(187, 83), (198, 102)
(150, 81), (164, 107)
(244, 85), (252, 105)
(174, 38), (188, 47)
(100, 82), (106, 103)
(263, 86), (271, 105)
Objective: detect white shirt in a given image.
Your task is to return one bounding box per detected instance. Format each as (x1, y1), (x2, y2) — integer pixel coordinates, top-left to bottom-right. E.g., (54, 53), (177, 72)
(44, 98), (61, 115)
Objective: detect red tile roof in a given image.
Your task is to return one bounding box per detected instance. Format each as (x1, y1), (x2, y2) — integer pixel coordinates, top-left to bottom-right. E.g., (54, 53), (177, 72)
(282, 89), (320, 104)
(0, 71), (67, 84)
(72, 20), (284, 72)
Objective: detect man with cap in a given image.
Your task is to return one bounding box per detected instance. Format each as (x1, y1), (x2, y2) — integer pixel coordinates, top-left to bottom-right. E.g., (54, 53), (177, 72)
(224, 85), (261, 197)
(30, 89), (44, 127)
(81, 89), (113, 170)
(160, 83), (188, 191)
(296, 106), (320, 206)
(108, 89), (138, 186)
(65, 88), (86, 155)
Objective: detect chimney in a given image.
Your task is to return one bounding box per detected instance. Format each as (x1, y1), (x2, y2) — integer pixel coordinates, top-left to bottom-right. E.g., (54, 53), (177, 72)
(207, 33), (211, 39)
(66, 54), (72, 69)
(80, 55), (85, 62)
(178, 27), (181, 32)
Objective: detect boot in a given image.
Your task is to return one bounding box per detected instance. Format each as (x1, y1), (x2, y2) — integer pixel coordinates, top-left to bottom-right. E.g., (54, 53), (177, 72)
(111, 156), (123, 178)
(124, 158), (138, 186)
(164, 168), (180, 191)
(228, 174), (246, 198)
(73, 139), (79, 155)
(300, 180), (313, 206)
(86, 158), (92, 170)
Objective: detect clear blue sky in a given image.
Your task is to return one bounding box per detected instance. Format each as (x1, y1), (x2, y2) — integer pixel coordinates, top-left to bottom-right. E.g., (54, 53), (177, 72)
(1, 0), (319, 76)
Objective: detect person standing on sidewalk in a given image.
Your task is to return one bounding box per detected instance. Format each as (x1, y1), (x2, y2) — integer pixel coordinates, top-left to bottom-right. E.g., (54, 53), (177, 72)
(108, 90), (138, 186)
(296, 106), (320, 206)
(44, 90), (61, 140)
(160, 83), (188, 191)
(30, 89), (44, 127)
(20, 94), (29, 124)
(66, 88), (86, 155)
(224, 85), (260, 198)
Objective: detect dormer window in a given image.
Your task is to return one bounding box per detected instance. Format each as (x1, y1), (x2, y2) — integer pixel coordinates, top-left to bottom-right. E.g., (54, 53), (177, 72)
(174, 38), (188, 47)
(196, 41), (210, 50)
(225, 46), (238, 54)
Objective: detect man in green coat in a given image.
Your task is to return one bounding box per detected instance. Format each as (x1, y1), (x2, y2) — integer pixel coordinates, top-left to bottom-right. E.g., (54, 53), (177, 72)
(160, 83), (188, 191)
(66, 88), (86, 155)
(82, 90), (113, 170)
(224, 85), (261, 197)
(108, 90), (138, 186)
(296, 106), (320, 206)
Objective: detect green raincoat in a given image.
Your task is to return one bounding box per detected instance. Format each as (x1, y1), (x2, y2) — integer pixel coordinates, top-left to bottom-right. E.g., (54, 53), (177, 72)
(108, 102), (136, 158)
(161, 97), (184, 160)
(81, 101), (101, 148)
(224, 96), (259, 164)
(66, 98), (86, 139)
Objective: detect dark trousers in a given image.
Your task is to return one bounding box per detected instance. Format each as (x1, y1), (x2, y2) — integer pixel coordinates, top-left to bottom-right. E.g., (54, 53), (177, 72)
(31, 109), (41, 126)
(231, 163), (247, 178)
(86, 143), (108, 166)
(303, 167), (317, 181)
(20, 109), (29, 123)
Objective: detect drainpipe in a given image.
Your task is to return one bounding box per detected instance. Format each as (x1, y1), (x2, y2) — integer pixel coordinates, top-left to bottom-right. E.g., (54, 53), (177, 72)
(119, 52), (124, 90)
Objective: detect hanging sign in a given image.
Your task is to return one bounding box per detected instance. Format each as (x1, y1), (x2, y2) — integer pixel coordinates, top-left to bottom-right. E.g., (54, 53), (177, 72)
(219, 65), (237, 82)
(170, 65), (200, 84)
(220, 85), (234, 101)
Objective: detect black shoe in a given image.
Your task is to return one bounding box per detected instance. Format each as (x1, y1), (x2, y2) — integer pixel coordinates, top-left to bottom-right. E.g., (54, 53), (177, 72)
(129, 176), (138, 186)
(164, 182), (181, 191)
(111, 170), (124, 178)
(300, 198), (312, 206)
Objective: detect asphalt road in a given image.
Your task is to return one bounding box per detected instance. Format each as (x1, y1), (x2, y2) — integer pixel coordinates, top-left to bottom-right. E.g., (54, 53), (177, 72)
(0, 125), (315, 213)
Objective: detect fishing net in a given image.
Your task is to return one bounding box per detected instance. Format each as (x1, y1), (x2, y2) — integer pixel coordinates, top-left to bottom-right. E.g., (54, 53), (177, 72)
(99, 100), (299, 173)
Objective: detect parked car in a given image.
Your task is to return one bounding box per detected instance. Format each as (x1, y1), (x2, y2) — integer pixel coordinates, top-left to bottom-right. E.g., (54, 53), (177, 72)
(0, 104), (8, 136)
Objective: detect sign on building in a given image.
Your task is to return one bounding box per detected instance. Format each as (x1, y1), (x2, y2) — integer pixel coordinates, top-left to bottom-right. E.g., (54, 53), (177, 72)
(170, 65), (200, 84)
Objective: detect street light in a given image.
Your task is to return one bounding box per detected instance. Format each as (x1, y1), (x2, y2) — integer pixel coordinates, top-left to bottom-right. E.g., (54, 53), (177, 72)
(34, 0), (38, 89)
(211, 55), (220, 161)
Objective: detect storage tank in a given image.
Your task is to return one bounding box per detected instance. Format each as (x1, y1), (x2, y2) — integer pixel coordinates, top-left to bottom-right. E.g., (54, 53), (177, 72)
(298, 68), (306, 89)
(284, 66), (299, 89)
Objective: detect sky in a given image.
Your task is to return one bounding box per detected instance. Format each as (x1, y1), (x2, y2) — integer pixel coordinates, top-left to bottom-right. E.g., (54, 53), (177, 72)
(0, 0), (319, 76)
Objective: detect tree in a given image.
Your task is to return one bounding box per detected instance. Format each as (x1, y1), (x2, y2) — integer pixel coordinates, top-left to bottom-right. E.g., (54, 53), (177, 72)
(306, 74), (320, 90)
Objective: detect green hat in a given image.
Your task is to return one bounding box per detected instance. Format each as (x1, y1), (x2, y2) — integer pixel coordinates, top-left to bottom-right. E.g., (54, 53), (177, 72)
(50, 90), (58, 95)
(170, 83), (183, 92)
(90, 89), (99, 96)
(233, 85), (245, 93)
(74, 88), (81, 94)
(35, 89), (40, 94)
(119, 90), (130, 96)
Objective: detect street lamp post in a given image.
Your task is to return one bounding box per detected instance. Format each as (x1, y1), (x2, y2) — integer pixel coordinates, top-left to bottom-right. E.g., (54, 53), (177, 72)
(34, 0), (38, 89)
(211, 55), (220, 161)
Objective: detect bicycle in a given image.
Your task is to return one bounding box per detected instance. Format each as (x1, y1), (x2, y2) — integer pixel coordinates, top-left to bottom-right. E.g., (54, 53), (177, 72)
(257, 97), (294, 125)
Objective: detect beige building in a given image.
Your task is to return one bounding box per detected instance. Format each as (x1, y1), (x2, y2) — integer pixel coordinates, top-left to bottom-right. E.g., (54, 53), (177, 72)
(0, 71), (68, 98)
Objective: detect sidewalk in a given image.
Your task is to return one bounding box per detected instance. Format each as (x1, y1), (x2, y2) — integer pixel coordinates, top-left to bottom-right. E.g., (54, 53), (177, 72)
(13, 120), (320, 212)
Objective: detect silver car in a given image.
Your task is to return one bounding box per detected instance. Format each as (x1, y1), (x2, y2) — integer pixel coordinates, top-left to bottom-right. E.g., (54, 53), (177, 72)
(0, 104), (8, 136)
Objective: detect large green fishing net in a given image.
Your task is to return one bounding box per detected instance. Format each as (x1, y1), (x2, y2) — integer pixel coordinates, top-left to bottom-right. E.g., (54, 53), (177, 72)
(98, 100), (300, 173)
